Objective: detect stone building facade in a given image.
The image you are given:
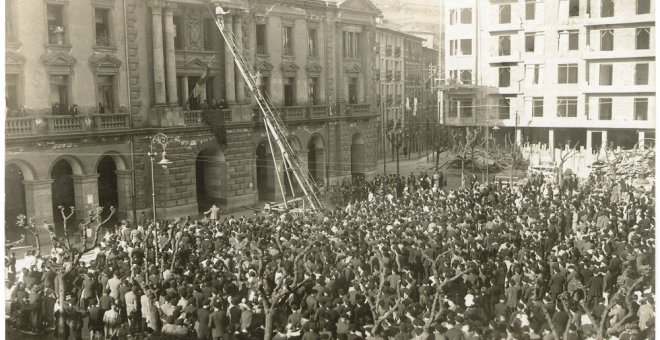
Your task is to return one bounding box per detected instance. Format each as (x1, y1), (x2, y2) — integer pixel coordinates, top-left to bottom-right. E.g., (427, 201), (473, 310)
(5, 0), (381, 232)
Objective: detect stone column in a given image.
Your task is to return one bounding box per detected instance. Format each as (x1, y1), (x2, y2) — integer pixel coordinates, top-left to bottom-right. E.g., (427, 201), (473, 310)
(149, 0), (167, 105)
(115, 170), (134, 222)
(233, 13), (245, 102)
(586, 130), (593, 151)
(602, 130), (608, 150)
(548, 129), (555, 161)
(163, 2), (179, 105)
(515, 128), (522, 145)
(224, 15), (236, 103)
(23, 180), (54, 224)
(638, 131), (646, 149)
(72, 175), (100, 219)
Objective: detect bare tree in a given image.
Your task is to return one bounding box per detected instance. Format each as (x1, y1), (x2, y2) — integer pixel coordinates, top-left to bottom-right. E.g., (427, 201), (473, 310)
(251, 230), (317, 340)
(358, 247), (405, 336)
(420, 250), (468, 331)
(429, 125), (454, 170)
(16, 215), (44, 256)
(451, 127), (481, 187)
(557, 140), (580, 186)
(45, 205), (115, 337)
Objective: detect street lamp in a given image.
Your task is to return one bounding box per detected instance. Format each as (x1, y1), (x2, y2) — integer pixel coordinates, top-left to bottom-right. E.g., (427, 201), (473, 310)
(147, 133), (172, 224)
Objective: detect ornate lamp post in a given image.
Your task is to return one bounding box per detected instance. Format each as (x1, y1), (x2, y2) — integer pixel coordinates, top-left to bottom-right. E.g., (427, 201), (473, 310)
(147, 133), (172, 260)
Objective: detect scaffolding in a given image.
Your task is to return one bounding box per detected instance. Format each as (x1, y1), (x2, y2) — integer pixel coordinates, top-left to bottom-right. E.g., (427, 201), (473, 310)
(211, 6), (323, 211)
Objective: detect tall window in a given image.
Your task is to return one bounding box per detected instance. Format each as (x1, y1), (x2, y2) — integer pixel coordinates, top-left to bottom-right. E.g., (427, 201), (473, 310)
(558, 64), (578, 84)
(526, 0), (536, 20)
(308, 77), (319, 105)
(460, 39), (472, 55)
(460, 8), (472, 24)
(49, 75), (70, 115)
(498, 98), (510, 119)
(557, 97), (577, 117)
(635, 63), (649, 85)
(569, 0), (580, 16)
(308, 28), (318, 56)
(460, 98), (473, 117)
(600, 30), (613, 51)
(96, 75), (115, 113)
(499, 67), (511, 87)
(449, 9), (458, 25)
(173, 16), (183, 49)
(637, 0), (651, 14)
(343, 32), (361, 58)
(636, 28), (650, 49)
(95, 8), (110, 46)
(601, 0), (614, 17)
(203, 18), (214, 51)
(256, 24), (267, 54)
(499, 5), (511, 24)
(599, 64), (613, 85)
(460, 70), (472, 85)
(568, 30), (579, 50)
(498, 36), (511, 56)
(532, 97), (544, 117)
(47, 4), (65, 45)
(283, 77), (295, 106)
(348, 77), (358, 104)
(6, 74), (18, 111)
(525, 33), (535, 52)
(598, 98), (612, 120)
(634, 98), (648, 120)
(532, 65), (541, 84)
(283, 26), (294, 55)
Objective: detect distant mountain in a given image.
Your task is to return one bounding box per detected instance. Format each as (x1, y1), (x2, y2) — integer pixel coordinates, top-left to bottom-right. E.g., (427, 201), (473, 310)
(371, 0), (443, 48)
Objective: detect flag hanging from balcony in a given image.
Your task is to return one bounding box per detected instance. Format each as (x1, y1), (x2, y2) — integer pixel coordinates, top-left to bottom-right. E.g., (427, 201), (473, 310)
(190, 55), (216, 100)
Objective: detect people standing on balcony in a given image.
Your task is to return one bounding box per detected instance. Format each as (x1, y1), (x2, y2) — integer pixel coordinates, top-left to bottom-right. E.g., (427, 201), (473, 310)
(98, 103), (106, 114)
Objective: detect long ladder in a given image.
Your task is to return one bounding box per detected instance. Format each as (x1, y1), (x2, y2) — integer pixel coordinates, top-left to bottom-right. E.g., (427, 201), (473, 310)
(211, 9), (323, 211)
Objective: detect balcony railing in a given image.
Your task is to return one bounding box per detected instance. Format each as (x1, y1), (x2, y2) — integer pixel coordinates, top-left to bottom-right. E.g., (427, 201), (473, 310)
(183, 109), (232, 126)
(6, 117), (36, 136)
(6, 113), (130, 137)
(93, 113), (130, 130)
(347, 104), (370, 116)
(46, 116), (86, 133)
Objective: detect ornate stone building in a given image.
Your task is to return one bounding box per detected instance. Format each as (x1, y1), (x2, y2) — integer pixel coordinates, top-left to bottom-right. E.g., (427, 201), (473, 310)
(5, 0), (381, 233)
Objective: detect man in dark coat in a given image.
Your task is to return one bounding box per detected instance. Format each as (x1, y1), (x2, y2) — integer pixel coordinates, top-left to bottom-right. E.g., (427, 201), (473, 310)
(197, 300), (211, 340)
(209, 301), (226, 340)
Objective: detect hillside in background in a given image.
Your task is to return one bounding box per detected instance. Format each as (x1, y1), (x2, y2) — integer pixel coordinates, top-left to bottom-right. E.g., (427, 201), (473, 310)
(371, 0), (443, 48)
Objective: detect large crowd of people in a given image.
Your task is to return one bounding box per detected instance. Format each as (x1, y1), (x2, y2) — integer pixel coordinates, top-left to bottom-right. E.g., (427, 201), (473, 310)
(5, 169), (655, 340)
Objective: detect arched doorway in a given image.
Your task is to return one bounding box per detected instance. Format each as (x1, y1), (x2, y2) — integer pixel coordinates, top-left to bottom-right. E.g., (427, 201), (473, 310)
(97, 156), (119, 226)
(51, 159), (75, 235)
(256, 141), (275, 201)
(5, 164), (26, 242)
(351, 133), (366, 179)
(196, 148), (227, 214)
(308, 135), (326, 183)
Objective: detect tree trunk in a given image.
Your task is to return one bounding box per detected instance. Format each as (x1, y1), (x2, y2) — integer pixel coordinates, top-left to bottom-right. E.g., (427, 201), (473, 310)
(264, 308), (274, 340)
(396, 147), (400, 175)
(57, 272), (66, 338)
(461, 159), (465, 188)
(435, 150), (440, 170)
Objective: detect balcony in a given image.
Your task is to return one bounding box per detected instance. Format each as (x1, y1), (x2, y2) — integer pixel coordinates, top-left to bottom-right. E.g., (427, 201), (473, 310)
(346, 104), (371, 116)
(583, 48), (654, 60)
(386, 71), (393, 81)
(255, 105), (329, 121)
(386, 46), (393, 57)
(394, 47), (401, 57)
(489, 51), (522, 64)
(6, 113), (132, 138)
(183, 109), (232, 126)
(584, 13), (654, 26)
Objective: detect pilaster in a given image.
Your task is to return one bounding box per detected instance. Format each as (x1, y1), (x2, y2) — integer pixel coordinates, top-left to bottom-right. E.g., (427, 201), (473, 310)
(71, 175), (100, 219)
(163, 2), (179, 105)
(149, 0), (167, 104)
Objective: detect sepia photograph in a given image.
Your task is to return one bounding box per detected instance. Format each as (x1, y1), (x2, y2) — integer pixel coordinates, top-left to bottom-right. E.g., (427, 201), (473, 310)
(2, 0), (656, 339)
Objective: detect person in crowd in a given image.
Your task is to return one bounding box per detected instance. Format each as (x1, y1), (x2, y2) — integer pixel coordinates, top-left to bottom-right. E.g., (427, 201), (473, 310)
(4, 170), (654, 340)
